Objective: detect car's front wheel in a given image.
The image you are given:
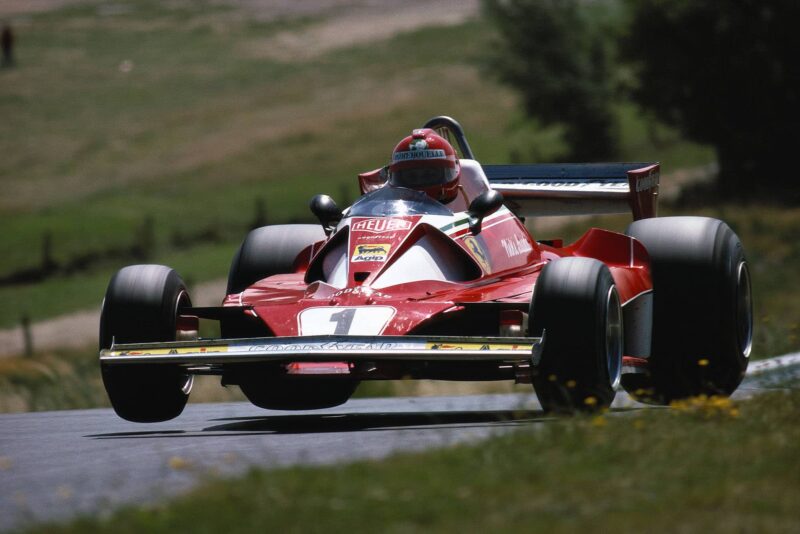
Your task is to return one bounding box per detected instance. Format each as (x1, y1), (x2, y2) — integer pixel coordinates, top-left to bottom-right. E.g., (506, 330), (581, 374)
(100, 265), (194, 422)
(529, 257), (622, 413)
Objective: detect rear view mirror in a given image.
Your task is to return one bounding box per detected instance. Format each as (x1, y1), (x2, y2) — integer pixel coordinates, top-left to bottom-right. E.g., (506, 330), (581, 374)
(309, 194), (341, 236)
(467, 190), (504, 234)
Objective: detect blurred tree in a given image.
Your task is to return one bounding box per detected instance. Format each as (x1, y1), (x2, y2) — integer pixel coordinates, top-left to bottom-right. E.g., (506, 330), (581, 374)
(484, 0), (619, 161)
(623, 0), (800, 200)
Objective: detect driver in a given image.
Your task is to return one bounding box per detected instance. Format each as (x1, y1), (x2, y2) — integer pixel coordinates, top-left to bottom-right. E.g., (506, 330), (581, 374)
(388, 128), (461, 203)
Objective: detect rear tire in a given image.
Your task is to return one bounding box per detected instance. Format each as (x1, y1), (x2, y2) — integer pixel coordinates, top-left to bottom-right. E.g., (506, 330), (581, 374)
(226, 224), (356, 409)
(623, 217), (752, 403)
(100, 265), (193, 422)
(530, 258), (622, 413)
(226, 224), (325, 294)
(239, 376), (358, 411)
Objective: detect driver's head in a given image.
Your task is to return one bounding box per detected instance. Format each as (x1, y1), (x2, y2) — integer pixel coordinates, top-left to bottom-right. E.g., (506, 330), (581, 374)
(388, 128), (460, 203)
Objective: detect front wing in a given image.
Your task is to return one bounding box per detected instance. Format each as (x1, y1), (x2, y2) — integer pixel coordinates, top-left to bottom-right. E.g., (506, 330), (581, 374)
(100, 335), (544, 371)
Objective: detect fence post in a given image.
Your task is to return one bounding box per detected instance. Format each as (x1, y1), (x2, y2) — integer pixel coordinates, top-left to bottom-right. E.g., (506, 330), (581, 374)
(41, 231), (56, 274)
(21, 314), (33, 357)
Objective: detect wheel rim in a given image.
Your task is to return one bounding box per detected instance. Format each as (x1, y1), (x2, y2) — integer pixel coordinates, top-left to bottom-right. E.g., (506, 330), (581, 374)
(174, 289), (197, 341)
(174, 289), (195, 395)
(736, 261), (753, 358)
(605, 286), (623, 389)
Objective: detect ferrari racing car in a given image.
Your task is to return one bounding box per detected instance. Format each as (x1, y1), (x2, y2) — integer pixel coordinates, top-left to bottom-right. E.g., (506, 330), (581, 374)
(99, 116), (753, 422)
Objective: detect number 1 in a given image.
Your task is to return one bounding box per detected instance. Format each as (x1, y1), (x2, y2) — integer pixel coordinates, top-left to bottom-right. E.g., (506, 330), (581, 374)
(329, 309), (356, 335)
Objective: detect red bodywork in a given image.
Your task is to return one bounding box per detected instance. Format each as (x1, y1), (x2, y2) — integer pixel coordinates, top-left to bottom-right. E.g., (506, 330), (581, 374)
(228, 220), (650, 336)
(216, 166), (655, 382)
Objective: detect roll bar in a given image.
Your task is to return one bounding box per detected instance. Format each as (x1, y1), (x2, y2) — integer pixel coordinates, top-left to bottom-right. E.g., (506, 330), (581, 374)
(422, 116), (475, 160)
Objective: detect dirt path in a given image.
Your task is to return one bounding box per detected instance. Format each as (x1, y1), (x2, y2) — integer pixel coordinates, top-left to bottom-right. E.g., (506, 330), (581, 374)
(242, 0), (479, 61)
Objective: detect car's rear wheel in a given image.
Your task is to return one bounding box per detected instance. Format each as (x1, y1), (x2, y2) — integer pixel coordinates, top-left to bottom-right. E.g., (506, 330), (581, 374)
(226, 224), (359, 409)
(622, 216), (752, 403)
(226, 224), (326, 294)
(239, 375), (358, 410)
(530, 258), (622, 413)
(100, 265), (194, 422)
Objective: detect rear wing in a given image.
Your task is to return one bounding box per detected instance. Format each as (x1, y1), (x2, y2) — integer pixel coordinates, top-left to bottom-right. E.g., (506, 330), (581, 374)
(421, 117), (660, 221)
(483, 163), (660, 220)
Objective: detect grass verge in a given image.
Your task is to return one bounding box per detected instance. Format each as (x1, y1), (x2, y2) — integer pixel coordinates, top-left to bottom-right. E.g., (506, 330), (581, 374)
(0, 346), (245, 413)
(28, 390), (800, 533)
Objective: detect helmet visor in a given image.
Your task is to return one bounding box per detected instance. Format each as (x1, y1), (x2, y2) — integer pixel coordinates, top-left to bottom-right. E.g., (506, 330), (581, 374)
(390, 166), (458, 188)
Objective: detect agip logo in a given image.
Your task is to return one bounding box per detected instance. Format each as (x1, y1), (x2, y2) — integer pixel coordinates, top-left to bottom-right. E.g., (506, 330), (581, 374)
(352, 243), (391, 262)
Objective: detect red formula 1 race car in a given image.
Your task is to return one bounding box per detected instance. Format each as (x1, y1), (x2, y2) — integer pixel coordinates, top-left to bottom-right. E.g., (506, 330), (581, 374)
(99, 116), (753, 422)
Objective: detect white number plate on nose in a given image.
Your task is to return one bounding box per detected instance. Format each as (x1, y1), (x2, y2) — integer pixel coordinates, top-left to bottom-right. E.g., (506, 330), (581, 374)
(298, 306), (396, 336)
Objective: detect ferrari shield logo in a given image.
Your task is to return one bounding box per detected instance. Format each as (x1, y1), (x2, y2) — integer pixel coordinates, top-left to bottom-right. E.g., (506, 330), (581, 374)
(463, 236), (491, 273)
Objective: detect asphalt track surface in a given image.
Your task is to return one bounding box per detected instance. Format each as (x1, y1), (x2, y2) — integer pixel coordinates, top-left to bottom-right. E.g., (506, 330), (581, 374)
(1, 354), (798, 532)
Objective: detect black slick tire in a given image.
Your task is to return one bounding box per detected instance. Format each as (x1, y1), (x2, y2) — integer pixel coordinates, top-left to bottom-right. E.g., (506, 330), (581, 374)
(226, 224), (357, 409)
(530, 257), (623, 413)
(226, 224), (325, 294)
(99, 265), (193, 422)
(623, 216), (752, 403)
(239, 376), (358, 410)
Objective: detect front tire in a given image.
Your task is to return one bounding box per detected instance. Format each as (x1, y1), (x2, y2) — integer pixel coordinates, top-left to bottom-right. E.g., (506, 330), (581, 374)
(530, 258), (622, 413)
(100, 265), (193, 422)
(623, 217), (752, 403)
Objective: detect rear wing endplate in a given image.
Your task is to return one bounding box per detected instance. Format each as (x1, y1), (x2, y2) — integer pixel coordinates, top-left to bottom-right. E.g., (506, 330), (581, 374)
(484, 163), (660, 220)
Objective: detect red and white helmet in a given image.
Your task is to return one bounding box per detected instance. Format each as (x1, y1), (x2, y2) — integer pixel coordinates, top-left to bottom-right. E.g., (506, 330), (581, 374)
(388, 128), (460, 203)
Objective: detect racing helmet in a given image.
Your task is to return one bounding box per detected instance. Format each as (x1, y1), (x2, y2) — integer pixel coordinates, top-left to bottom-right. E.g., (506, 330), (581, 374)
(388, 128), (461, 203)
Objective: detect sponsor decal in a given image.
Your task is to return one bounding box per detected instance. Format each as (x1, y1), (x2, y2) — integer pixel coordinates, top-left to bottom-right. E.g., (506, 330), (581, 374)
(500, 235), (533, 258)
(521, 181), (628, 190)
(352, 218), (413, 233)
(332, 287), (389, 299)
(112, 346), (228, 356)
(427, 342), (532, 351)
(247, 341), (399, 352)
(408, 138), (428, 151)
(352, 243), (391, 262)
(392, 149), (446, 162)
(634, 172), (660, 192)
(463, 236), (491, 272)
(358, 233), (397, 241)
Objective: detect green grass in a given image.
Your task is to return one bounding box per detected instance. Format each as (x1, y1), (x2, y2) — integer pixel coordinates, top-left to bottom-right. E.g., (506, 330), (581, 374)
(0, 345), (244, 413)
(0, 348), (110, 412)
(29, 390), (800, 533)
(0, 4), (516, 275)
(0, 240), (238, 327)
(0, 0), (713, 288)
